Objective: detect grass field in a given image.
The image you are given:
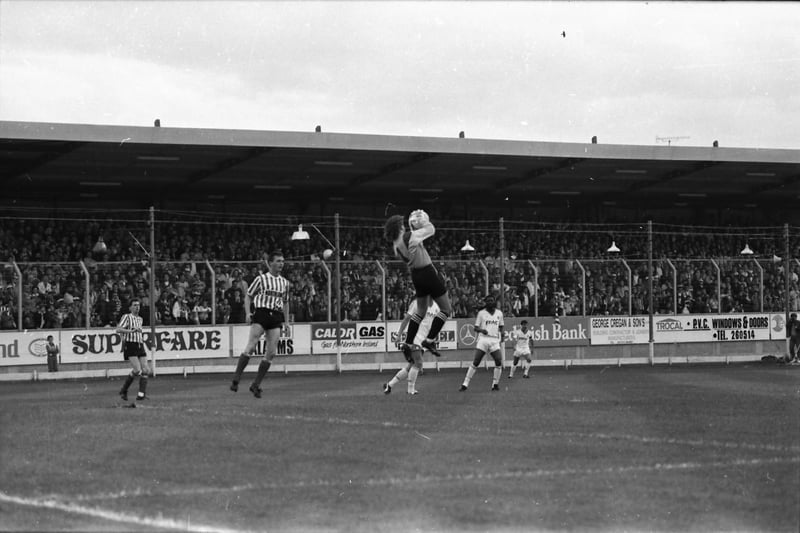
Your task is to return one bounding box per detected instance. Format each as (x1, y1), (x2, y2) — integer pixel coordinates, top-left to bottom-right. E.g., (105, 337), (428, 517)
(1, 363), (798, 532)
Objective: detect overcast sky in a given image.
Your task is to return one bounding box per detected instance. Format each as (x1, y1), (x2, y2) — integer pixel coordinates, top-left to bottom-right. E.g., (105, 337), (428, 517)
(1, 1), (798, 149)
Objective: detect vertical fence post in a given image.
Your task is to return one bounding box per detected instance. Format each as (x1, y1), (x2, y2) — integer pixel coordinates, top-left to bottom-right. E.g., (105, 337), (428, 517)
(12, 261), (22, 331)
(149, 206), (157, 376)
(621, 258), (632, 316)
(710, 259), (721, 312)
(499, 217), (505, 311)
(648, 220), (654, 364)
(79, 261), (90, 327)
(752, 258), (763, 312)
(479, 260), (489, 297)
(334, 213), (342, 373)
(666, 259), (677, 314)
(205, 259), (216, 325)
(575, 260), (586, 316)
(785, 223), (790, 322)
(375, 260), (386, 321)
(527, 260), (538, 317)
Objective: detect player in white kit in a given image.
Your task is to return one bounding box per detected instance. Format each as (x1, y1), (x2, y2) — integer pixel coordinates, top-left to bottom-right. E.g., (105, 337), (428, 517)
(383, 297), (440, 395)
(508, 319), (534, 378)
(460, 295), (504, 391)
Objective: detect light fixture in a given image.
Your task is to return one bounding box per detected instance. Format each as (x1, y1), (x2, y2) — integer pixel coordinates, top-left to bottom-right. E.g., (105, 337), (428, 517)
(461, 240), (475, 252)
(472, 165), (507, 171)
(607, 241), (621, 253)
(80, 181), (122, 187)
(314, 160), (352, 167)
(773, 254), (782, 263)
(136, 155), (180, 161)
(291, 225), (310, 240)
(740, 243), (754, 255)
(92, 237), (108, 254)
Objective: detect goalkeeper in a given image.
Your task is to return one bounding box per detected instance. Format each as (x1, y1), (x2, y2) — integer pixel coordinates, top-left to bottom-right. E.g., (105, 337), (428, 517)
(384, 211), (452, 356)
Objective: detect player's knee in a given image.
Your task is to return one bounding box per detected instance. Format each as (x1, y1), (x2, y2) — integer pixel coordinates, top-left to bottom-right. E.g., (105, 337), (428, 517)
(132, 369), (142, 377)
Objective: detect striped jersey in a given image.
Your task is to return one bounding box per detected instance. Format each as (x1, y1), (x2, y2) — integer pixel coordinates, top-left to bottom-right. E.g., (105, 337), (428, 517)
(393, 222), (434, 270)
(247, 272), (290, 311)
(475, 308), (504, 340)
(118, 313), (145, 344)
(406, 299), (440, 345)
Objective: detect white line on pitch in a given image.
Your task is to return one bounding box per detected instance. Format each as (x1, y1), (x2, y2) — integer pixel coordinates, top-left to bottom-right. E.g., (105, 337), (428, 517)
(167, 406), (800, 454)
(0, 491), (250, 533)
(68, 455), (799, 502)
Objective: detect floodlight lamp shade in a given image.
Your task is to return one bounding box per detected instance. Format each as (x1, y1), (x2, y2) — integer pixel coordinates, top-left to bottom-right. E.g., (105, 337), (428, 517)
(461, 240), (475, 252)
(607, 241), (620, 253)
(92, 237), (107, 254)
(773, 254), (782, 263)
(291, 225), (310, 240)
(740, 243), (754, 255)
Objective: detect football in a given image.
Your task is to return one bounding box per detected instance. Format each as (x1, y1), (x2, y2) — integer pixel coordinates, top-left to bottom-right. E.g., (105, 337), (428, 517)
(408, 209), (430, 230)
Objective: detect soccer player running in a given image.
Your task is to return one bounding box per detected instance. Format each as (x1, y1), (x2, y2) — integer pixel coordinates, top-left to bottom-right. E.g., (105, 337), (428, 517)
(230, 251), (290, 398)
(508, 319), (534, 378)
(117, 298), (150, 402)
(384, 211), (452, 357)
(460, 295), (504, 391)
(383, 296), (440, 395)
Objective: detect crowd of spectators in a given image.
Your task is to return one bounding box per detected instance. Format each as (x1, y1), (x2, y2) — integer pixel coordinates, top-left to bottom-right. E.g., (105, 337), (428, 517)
(1, 215), (797, 330)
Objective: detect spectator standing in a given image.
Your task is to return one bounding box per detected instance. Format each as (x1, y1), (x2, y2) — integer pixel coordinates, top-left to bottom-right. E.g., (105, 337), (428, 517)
(786, 312), (800, 364)
(45, 335), (59, 372)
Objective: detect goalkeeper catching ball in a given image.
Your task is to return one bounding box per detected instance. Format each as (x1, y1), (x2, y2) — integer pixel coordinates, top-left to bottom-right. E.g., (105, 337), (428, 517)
(384, 210), (452, 356)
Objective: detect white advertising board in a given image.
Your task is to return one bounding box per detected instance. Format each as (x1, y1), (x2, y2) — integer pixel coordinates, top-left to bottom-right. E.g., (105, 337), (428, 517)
(0, 330), (60, 366)
(653, 314), (772, 343)
(384, 320), (458, 351)
(230, 324), (312, 357)
(311, 322), (387, 355)
(590, 316), (650, 345)
(61, 326), (230, 363)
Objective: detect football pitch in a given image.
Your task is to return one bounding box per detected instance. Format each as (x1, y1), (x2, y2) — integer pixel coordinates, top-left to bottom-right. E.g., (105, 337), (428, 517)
(1, 363), (798, 532)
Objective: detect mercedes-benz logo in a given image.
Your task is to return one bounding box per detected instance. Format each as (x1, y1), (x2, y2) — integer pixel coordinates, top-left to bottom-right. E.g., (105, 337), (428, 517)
(459, 324), (476, 346)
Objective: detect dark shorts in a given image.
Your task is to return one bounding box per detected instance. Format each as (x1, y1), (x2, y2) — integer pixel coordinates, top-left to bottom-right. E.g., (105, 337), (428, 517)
(411, 264), (447, 299)
(252, 308), (285, 331)
(122, 341), (147, 361)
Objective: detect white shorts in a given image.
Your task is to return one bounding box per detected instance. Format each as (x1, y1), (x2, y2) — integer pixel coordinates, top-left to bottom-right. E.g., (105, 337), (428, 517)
(477, 337), (501, 354)
(513, 349), (532, 358)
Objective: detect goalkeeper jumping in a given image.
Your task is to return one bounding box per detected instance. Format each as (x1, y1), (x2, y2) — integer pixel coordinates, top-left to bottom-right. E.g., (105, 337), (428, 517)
(384, 210), (452, 356)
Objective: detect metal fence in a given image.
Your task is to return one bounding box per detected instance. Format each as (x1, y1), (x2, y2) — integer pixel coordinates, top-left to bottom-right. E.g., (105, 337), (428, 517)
(2, 255), (797, 331)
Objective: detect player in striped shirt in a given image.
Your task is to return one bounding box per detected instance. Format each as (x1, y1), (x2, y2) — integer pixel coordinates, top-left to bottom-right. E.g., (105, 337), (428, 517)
(508, 320), (534, 379)
(117, 299), (149, 402)
(460, 295), (505, 391)
(383, 297), (440, 396)
(383, 212), (452, 357)
(230, 251), (290, 398)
